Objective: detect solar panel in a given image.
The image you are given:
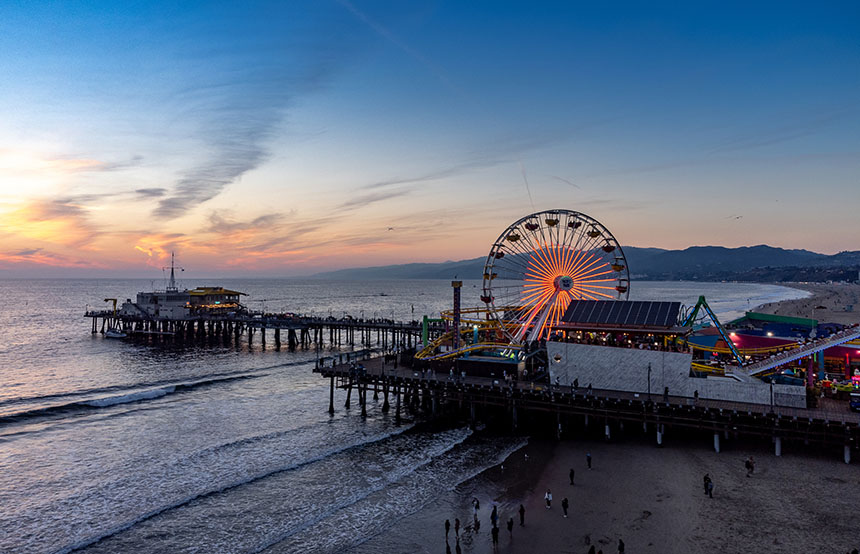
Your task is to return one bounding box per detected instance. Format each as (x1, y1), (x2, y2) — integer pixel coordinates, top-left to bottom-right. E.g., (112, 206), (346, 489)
(560, 300), (681, 328)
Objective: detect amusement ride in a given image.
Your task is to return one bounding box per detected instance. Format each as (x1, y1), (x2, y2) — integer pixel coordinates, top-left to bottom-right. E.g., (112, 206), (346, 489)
(415, 209), (630, 361)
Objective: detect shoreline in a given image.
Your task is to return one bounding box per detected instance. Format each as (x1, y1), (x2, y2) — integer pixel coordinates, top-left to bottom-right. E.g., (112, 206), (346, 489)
(355, 432), (860, 554)
(752, 282), (860, 325)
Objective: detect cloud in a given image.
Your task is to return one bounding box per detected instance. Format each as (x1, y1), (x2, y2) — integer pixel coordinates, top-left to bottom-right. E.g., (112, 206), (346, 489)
(336, 0), (458, 93)
(135, 188), (167, 198)
(337, 188), (413, 210)
(151, 16), (361, 221)
(707, 111), (845, 154)
(0, 247), (100, 268)
(360, 132), (571, 192)
(0, 198), (100, 247)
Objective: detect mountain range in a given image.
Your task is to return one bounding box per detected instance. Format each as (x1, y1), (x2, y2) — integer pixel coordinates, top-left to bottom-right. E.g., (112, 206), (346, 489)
(312, 245), (860, 282)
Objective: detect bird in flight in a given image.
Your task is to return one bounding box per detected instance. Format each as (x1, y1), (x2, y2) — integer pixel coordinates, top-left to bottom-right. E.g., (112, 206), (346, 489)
(724, 215), (743, 220)
(387, 227), (395, 231)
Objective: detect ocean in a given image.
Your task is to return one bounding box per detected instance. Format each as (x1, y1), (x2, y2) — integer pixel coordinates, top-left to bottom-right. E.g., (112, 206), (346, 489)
(0, 279), (808, 553)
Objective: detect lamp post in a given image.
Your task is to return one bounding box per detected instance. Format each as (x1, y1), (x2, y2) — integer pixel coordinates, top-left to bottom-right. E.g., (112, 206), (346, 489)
(647, 363), (652, 401)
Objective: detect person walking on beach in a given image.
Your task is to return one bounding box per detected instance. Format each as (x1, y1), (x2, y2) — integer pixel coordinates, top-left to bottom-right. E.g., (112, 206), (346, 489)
(544, 488), (552, 509)
(587, 452), (592, 469)
(745, 456), (755, 477)
(507, 517), (514, 538)
(445, 519), (450, 539)
(454, 518), (460, 538)
(588, 546), (596, 554)
(491, 524), (500, 550)
(569, 468), (575, 485)
(703, 473), (711, 495)
(706, 478), (714, 498)
(491, 505), (498, 527)
(519, 503), (525, 526)
(561, 497), (569, 518)
(618, 538), (625, 553)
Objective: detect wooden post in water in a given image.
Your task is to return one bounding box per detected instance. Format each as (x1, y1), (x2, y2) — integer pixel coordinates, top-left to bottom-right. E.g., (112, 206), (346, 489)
(345, 377), (352, 409)
(382, 382), (390, 413)
(329, 376), (335, 415)
(395, 384), (401, 424)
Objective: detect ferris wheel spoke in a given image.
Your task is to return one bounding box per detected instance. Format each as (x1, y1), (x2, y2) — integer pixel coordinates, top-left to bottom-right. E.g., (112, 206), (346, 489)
(484, 209), (629, 344)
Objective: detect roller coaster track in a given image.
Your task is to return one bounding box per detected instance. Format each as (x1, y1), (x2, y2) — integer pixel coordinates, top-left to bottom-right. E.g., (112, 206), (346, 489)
(415, 306), (524, 361)
(742, 325), (860, 377)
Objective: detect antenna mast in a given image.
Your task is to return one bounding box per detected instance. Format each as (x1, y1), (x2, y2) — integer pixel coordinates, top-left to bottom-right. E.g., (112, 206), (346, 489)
(163, 252), (184, 292)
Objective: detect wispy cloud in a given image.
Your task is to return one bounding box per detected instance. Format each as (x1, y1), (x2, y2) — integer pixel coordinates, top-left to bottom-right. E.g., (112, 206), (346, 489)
(135, 188), (167, 198)
(152, 17), (360, 220)
(0, 247), (101, 268)
(336, 0), (458, 93)
(707, 111), (846, 154)
(337, 188), (413, 210)
(0, 198), (100, 248)
(359, 132), (571, 192)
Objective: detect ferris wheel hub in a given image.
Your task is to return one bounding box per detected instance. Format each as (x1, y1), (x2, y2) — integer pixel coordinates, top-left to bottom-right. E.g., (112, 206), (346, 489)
(555, 275), (574, 291)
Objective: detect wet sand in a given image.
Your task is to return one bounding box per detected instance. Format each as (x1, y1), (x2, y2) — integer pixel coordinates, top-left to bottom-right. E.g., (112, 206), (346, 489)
(357, 435), (860, 554)
(754, 282), (860, 325)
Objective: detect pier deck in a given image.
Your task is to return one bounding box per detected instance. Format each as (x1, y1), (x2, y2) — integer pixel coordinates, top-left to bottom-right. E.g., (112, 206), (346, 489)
(316, 355), (858, 462)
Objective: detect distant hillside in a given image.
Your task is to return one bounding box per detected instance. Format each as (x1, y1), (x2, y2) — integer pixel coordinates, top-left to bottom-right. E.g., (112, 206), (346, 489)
(311, 246), (860, 282)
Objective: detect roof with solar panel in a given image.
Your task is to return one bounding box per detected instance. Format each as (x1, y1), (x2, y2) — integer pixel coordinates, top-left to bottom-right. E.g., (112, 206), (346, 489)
(555, 300), (690, 334)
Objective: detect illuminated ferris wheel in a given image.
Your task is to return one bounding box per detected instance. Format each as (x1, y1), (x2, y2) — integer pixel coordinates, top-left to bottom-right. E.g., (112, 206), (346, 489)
(481, 210), (629, 344)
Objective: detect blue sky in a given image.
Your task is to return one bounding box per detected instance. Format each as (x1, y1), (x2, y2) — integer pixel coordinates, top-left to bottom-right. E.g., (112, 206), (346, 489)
(0, 1), (858, 276)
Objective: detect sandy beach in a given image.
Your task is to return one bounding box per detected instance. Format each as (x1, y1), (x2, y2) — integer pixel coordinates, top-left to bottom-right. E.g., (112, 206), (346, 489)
(754, 282), (860, 325)
(357, 433), (860, 554)
(356, 283), (860, 554)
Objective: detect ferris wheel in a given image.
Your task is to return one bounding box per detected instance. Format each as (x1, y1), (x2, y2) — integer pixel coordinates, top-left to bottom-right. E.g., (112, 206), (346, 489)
(481, 210), (629, 344)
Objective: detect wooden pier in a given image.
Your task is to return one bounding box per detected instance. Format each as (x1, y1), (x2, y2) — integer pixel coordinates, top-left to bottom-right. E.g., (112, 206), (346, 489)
(315, 354), (859, 464)
(85, 310), (447, 351)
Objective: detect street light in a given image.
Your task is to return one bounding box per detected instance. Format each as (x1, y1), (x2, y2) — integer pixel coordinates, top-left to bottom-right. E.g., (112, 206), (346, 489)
(647, 362), (652, 401)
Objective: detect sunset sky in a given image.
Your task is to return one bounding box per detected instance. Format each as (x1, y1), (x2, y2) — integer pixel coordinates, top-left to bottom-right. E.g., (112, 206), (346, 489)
(1, 1), (858, 277)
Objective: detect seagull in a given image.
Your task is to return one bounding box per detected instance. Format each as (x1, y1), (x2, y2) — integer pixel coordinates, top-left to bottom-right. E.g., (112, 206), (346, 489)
(724, 215), (743, 220)
(387, 227), (395, 231)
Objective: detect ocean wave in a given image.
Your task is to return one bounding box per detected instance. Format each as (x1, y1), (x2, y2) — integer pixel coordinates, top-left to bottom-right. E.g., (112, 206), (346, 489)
(81, 386), (176, 408)
(52, 424), (417, 554)
(0, 372), (273, 426)
(0, 359), (312, 411)
(266, 434), (528, 554)
(252, 427), (476, 553)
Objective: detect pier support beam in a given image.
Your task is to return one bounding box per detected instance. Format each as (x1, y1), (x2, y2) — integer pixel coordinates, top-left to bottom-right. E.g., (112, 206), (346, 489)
(713, 432), (721, 453)
(395, 385), (401, 424)
(844, 445), (851, 464)
(774, 436), (782, 457)
(345, 379), (352, 409)
(382, 383), (390, 413)
(656, 424), (663, 447)
(604, 423), (611, 441)
(328, 376), (335, 415)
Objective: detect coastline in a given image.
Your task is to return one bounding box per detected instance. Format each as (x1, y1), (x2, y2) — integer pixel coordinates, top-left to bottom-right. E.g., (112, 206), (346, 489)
(752, 282), (860, 325)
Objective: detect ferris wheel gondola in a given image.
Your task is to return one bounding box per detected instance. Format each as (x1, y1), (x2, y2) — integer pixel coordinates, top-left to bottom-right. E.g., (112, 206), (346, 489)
(482, 210), (629, 344)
